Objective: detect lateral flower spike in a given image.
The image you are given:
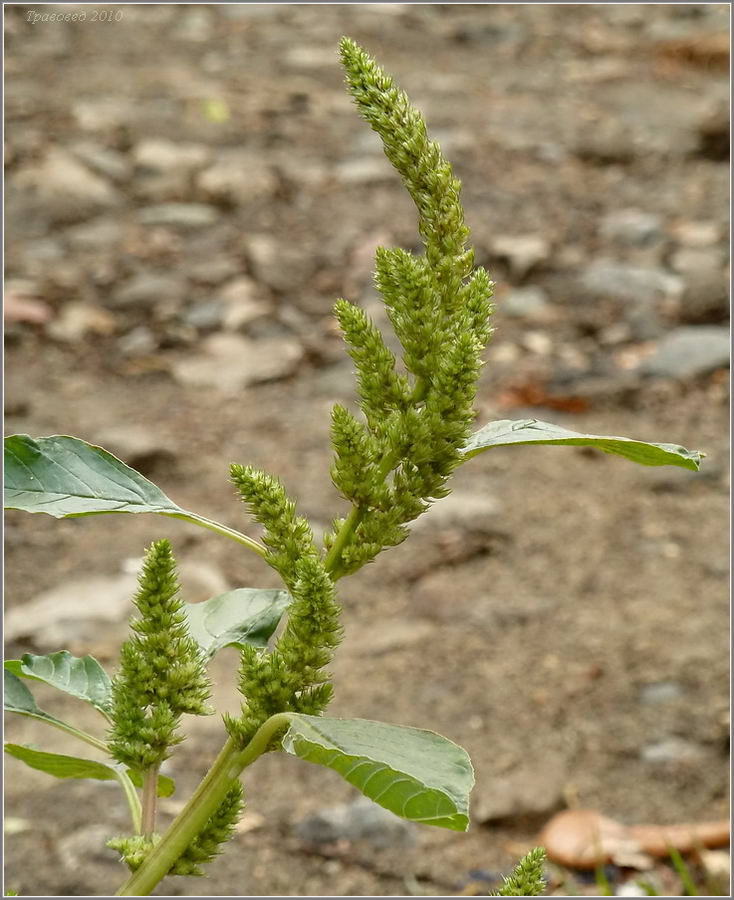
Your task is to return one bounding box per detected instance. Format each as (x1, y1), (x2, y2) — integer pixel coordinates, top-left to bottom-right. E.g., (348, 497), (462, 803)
(108, 539), (213, 771)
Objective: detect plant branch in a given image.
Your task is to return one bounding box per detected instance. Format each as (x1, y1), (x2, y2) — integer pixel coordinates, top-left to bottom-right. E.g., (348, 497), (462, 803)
(115, 714), (291, 896)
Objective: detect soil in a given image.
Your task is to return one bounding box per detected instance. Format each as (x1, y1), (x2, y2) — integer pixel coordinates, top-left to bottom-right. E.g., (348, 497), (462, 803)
(4, 4), (729, 897)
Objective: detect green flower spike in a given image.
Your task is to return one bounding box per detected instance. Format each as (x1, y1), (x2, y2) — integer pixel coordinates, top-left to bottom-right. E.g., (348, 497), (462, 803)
(108, 539), (212, 772)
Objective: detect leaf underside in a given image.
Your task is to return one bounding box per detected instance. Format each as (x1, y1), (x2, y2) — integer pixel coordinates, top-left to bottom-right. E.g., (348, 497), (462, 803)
(5, 651), (112, 716)
(4, 670), (75, 731)
(281, 715), (473, 831)
(463, 418), (702, 471)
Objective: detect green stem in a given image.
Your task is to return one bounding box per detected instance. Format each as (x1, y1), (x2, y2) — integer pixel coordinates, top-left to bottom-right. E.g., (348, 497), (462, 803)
(114, 769), (143, 834)
(165, 511), (268, 557)
(141, 765), (159, 837)
(115, 714), (291, 896)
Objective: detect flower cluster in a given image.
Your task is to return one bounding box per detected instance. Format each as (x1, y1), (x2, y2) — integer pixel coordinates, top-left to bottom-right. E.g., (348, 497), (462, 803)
(227, 470), (341, 747)
(107, 540), (212, 771)
(324, 38), (494, 576)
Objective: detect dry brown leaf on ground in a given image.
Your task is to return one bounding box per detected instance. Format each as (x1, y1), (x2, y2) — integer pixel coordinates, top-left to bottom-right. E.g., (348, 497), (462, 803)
(538, 809), (730, 871)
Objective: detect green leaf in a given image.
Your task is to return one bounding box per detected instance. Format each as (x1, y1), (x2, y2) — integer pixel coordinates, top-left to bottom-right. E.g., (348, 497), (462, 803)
(463, 418), (702, 471)
(280, 715), (474, 831)
(127, 769), (176, 798)
(4, 670), (74, 731)
(184, 589), (291, 659)
(4, 742), (120, 782)
(4, 651), (112, 717)
(4, 435), (263, 553)
(3, 743), (174, 797)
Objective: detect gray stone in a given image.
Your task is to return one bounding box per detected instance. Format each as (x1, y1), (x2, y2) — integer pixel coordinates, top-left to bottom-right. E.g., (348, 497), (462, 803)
(64, 217), (124, 249)
(672, 220), (721, 248)
(137, 203), (220, 229)
(342, 619), (436, 658)
(599, 209), (663, 245)
(640, 326), (729, 379)
(112, 272), (187, 309)
(410, 490), (503, 535)
(474, 760), (567, 824)
(133, 138), (210, 173)
(13, 147), (121, 224)
(197, 152), (276, 205)
(294, 797), (417, 848)
(46, 302), (116, 342)
(639, 681), (683, 705)
(94, 425), (176, 474)
(491, 234), (550, 279)
(5, 571), (140, 647)
(71, 142), (132, 183)
(334, 157), (392, 184)
(59, 825), (120, 871)
(500, 286), (552, 321)
(641, 738), (706, 765)
(117, 325), (158, 356)
(581, 260), (683, 304)
(182, 299), (226, 330)
(171, 333), (303, 392)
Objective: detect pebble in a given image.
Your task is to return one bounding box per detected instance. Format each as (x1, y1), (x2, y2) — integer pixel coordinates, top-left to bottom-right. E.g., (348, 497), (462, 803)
(474, 761), (566, 824)
(5, 571), (140, 647)
(137, 203), (220, 229)
(294, 797), (417, 848)
(133, 138), (211, 173)
(640, 326), (729, 379)
(93, 425), (177, 475)
(334, 157), (392, 184)
(670, 246), (728, 279)
(500, 286), (552, 321)
(122, 555), (229, 605)
(117, 325), (158, 356)
(186, 257), (242, 286)
(70, 142), (132, 184)
(64, 217), (124, 249)
(58, 825), (120, 871)
(170, 333), (303, 392)
(341, 619), (436, 658)
(672, 219), (721, 248)
(599, 209), (663, 245)
(112, 272), (188, 309)
(640, 737), (706, 765)
(490, 234), (550, 279)
(639, 681), (682, 705)
(197, 151), (277, 205)
(181, 299), (226, 331)
(46, 302), (116, 342)
(13, 147), (121, 224)
(581, 260), (683, 304)
(410, 490), (503, 535)
(217, 277), (272, 331)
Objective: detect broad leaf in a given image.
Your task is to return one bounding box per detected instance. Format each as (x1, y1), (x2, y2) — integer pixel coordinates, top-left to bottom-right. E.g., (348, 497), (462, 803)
(280, 715), (474, 831)
(4, 434), (180, 517)
(185, 589), (291, 658)
(4, 670), (75, 731)
(463, 418), (702, 471)
(5, 651), (112, 717)
(4, 744), (174, 796)
(4, 434), (258, 550)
